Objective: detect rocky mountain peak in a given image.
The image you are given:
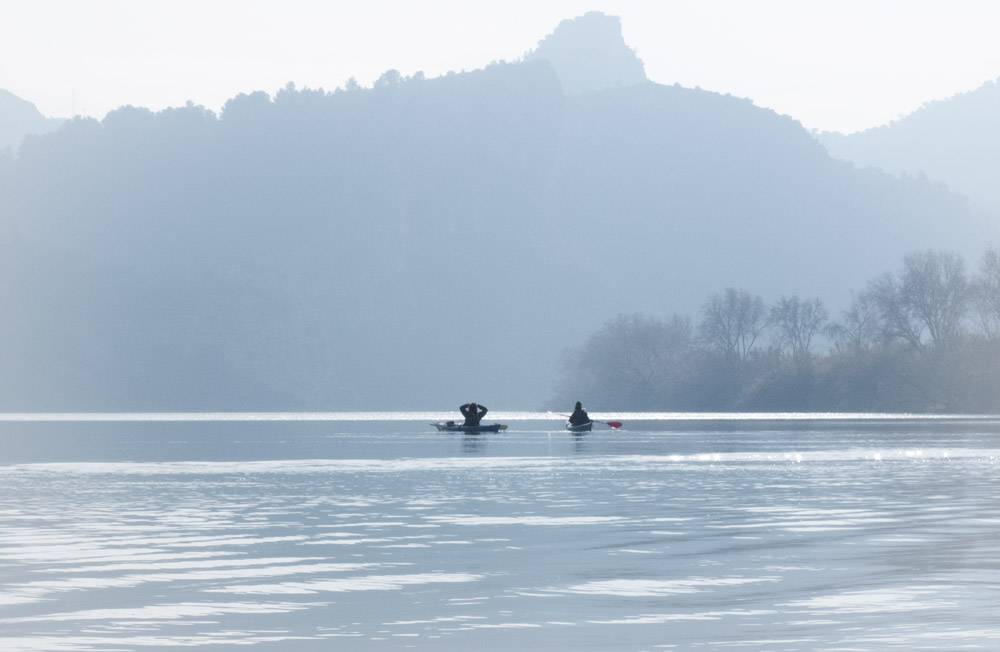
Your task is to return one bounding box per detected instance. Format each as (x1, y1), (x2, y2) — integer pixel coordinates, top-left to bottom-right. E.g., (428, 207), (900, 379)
(527, 11), (647, 94)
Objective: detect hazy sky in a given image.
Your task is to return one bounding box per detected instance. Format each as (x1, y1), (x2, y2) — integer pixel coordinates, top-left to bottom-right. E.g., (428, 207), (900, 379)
(3, 0), (999, 133)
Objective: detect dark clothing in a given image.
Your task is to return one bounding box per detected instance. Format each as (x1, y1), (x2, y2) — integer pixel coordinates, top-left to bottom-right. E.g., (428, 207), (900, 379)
(460, 403), (488, 427)
(569, 406), (590, 426)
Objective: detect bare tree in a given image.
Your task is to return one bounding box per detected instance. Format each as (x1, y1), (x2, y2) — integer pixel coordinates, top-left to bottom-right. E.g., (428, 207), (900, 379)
(869, 250), (969, 348)
(868, 272), (923, 348)
(827, 291), (882, 353)
(770, 295), (828, 359)
(901, 250), (968, 345)
(971, 247), (1000, 339)
(699, 288), (767, 363)
(563, 313), (693, 408)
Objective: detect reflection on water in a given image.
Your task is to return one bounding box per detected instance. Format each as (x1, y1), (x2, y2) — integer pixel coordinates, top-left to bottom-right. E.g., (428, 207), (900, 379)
(460, 434), (487, 455)
(0, 417), (999, 650)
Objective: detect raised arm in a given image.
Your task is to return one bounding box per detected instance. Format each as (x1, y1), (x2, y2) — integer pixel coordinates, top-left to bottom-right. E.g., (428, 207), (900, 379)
(477, 404), (488, 417)
(460, 403), (472, 417)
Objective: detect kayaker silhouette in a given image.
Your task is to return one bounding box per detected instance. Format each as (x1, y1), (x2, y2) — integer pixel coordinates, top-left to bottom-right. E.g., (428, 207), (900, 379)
(460, 402), (488, 427)
(568, 401), (590, 426)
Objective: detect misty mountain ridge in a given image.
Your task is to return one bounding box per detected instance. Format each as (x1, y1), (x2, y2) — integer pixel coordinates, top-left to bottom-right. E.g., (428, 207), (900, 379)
(0, 13), (992, 410)
(0, 89), (63, 153)
(526, 11), (646, 93)
(819, 77), (1000, 215)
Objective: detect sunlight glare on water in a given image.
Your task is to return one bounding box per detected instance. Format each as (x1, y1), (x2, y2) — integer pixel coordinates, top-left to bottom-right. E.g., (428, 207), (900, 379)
(1, 414), (999, 650)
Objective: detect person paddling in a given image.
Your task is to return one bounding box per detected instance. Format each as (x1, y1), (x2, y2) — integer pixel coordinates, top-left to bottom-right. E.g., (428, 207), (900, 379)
(460, 402), (488, 427)
(568, 401), (591, 426)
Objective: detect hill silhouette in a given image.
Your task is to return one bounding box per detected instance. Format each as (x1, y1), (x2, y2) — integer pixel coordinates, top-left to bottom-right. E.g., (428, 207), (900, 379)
(819, 78), (1000, 215)
(0, 14), (991, 409)
(0, 89), (63, 153)
(527, 11), (646, 93)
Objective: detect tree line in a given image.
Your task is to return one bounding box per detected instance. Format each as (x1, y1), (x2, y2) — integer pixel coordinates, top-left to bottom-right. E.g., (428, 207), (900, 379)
(553, 249), (1000, 412)
(0, 55), (982, 409)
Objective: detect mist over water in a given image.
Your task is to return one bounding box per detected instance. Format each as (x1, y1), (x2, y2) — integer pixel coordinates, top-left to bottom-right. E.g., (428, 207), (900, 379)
(3, 11), (992, 411)
(3, 4), (1000, 650)
(2, 416), (999, 650)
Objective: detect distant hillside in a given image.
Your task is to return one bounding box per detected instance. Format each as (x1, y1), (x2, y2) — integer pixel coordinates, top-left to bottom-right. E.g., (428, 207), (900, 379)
(0, 89), (63, 153)
(819, 78), (1000, 214)
(0, 14), (990, 410)
(526, 11), (646, 93)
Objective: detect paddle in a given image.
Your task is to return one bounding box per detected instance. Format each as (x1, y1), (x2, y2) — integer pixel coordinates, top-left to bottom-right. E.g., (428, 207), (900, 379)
(554, 412), (622, 429)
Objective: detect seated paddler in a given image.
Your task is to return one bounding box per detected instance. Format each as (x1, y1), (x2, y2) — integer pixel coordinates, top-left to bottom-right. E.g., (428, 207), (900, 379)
(568, 401), (590, 426)
(459, 402), (488, 427)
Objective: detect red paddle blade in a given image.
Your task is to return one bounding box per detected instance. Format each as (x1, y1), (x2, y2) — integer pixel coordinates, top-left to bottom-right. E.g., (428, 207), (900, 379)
(606, 421), (623, 429)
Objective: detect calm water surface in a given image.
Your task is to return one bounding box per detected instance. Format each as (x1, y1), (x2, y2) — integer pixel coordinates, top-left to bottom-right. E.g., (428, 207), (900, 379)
(1, 414), (999, 651)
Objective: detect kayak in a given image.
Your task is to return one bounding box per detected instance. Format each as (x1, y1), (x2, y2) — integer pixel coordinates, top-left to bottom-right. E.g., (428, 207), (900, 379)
(433, 422), (508, 434)
(565, 421), (593, 433)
